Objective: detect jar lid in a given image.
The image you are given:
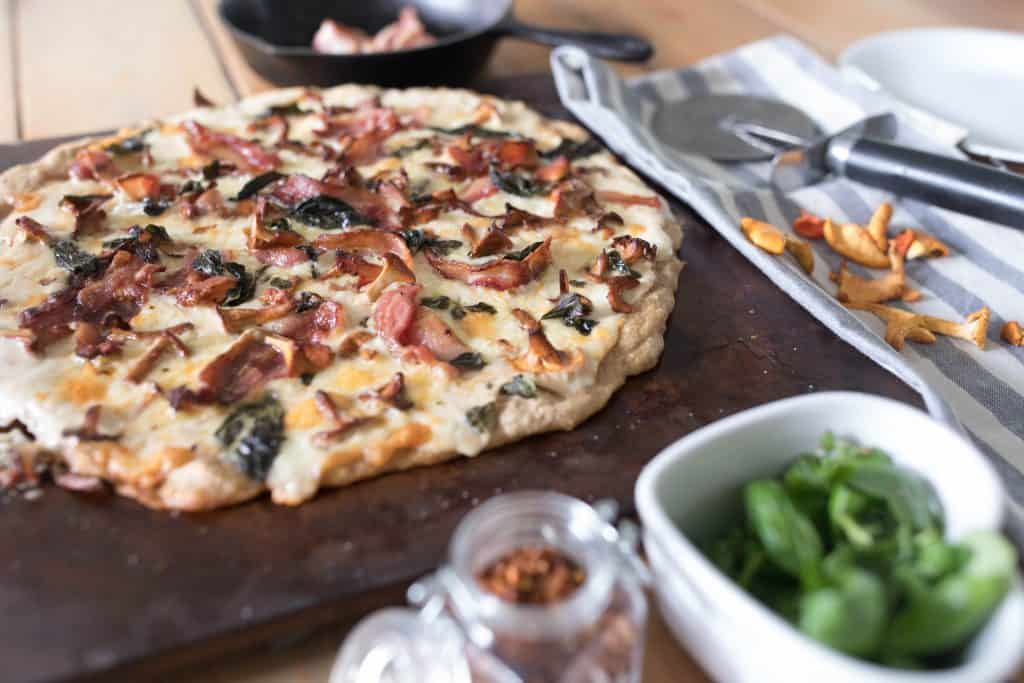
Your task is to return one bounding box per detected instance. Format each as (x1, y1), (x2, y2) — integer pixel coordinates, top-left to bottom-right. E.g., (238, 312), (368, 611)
(329, 608), (471, 683)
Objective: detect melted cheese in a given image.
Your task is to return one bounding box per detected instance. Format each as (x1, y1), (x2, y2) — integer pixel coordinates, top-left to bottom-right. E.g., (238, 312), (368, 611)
(0, 83), (678, 508)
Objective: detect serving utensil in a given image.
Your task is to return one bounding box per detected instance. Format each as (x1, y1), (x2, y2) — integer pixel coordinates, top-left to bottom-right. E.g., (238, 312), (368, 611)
(656, 94), (1024, 228)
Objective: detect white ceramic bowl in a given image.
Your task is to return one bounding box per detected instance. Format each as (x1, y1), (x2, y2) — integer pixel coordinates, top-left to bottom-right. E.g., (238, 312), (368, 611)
(635, 392), (1024, 683)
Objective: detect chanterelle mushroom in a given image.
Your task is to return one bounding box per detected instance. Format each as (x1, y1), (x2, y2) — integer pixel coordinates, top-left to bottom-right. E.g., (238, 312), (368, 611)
(510, 308), (583, 373)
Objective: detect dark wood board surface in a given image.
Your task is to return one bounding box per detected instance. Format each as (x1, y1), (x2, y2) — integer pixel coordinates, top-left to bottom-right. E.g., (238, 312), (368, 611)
(0, 75), (922, 683)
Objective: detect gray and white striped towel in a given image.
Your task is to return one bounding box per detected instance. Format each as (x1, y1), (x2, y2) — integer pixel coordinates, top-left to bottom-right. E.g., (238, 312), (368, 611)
(550, 36), (1024, 510)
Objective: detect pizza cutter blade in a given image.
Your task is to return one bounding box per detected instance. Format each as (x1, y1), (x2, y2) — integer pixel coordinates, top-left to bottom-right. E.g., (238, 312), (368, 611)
(650, 94), (822, 162)
(654, 94), (1024, 228)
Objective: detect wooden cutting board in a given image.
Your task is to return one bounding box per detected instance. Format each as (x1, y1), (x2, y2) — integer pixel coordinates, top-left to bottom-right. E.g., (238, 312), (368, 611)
(0, 75), (921, 683)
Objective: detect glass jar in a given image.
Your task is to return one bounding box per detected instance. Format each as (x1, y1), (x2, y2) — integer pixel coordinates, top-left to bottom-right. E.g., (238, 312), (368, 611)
(331, 491), (649, 683)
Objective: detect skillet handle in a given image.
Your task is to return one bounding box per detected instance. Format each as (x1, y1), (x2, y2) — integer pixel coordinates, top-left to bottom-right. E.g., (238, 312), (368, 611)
(495, 19), (653, 62)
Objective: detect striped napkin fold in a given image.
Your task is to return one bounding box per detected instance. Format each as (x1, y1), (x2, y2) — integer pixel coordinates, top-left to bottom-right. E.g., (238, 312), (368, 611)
(549, 36), (1024, 512)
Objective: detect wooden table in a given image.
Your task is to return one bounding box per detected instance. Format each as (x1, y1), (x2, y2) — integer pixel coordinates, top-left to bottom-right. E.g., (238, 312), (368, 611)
(1, 2), (1020, 681)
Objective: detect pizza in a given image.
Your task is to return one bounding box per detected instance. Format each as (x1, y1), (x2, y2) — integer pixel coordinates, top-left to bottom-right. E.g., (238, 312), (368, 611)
(0, 85), (682, 510)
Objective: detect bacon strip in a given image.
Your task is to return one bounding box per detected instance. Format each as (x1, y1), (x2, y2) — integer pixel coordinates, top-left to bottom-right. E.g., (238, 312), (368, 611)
(372, 284), (470, 363)
(594, 190), (661, 208)
(125, 330), (189, 383)
(423, 237), (551, 290)
(182, 120), (280, 173)
(115, 173), (161, 202)
(271, 173), (400, 229)
(314, 229), (415, 270)
(167, 331), (288, 408)
(69, 149), (118, 181)
(217, 300), (296, 334)
(61, 194), (112, 238)
(463, 223), (513, 257)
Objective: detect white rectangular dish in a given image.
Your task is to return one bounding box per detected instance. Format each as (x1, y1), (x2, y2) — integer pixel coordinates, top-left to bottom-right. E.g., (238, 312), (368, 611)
(635, 391), (1024, 683)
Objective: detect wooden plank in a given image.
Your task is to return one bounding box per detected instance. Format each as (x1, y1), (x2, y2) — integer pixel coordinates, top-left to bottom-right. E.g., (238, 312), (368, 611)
(15, 0), (236, 139)
(0, 1), (18, 141)
(195, 0), (274, 97)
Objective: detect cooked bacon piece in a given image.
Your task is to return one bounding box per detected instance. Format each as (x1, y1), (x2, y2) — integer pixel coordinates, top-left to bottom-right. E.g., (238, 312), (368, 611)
(495, 139), (538, 170)
(75, 251), (160, 326)
(271, 173), (399, 229)
(247, 114), (290, 146)
(168, 331), (289, 408)
(62, 405), (121, 441)
(611, 235), (657, 263)
(424, 237), (551, 290)
(14, 216), (53, 243)
(217, 300), (296, 334)
(115, 173), (161, 202)
(405, 309), (471, 362)
(73, 321), (122, 358)
(606, 277), (640, 313)
(125, 330), (189, 383)
(327, 251), (382, 287)
(359, 372), (412, 409)
(449, 138), (538, 177)
(179, 186), (228, 220)
(594, 191), (661, 208)
(448, 144), (489, 177)
(313, 100), (400, 140)
(60, 194), (112, 238)
(460, 175), (498, 203)
(510, 309), (584, 373)
(551, 179), (599, 219)
(17, 287), (77, 350)
(182, 120), (280, 173)
(69, 148), (117, 181)
(264, 300), (344, 373)
(175, 273), (236, 307)
(463, 223), (513, 257)
(312, 390), (368, 446)
(496, 203), (554, 231)
(367, 6), (435, 51)
(314, 229), (415, 270)
(253, 247), (309, 267)
(373, 284), (420, 346)
(338, 329), (375, 357)
(399, 188), (485, 227)
(367, 253), (416, 300)
(536, 156), (570, 183)
(311, 18), (370, 54)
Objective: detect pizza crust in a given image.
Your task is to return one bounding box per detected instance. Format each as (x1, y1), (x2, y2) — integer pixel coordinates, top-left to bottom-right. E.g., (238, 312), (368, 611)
(0, 85), (683, 510)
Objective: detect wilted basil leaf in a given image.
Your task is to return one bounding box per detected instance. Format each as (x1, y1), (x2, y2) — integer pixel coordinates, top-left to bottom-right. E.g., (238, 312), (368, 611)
(490, 166), (545, 197)
(234, 171), (285, 200)
(606, 249), (641, 278)
(466, 402), (497, 431)
(430, 124), (513, 139)
(295, 291), (323, 313)
(202, 160), (223, 181)
(540, 137), (602, 160)
(452, 301), (496, 320)
(500, 375), (537, 398)
(391, 139), (432, 157)
(543, 292), (598, 336)
(192, 249), (226, 277)
(269, 277), (293, 289)
(103, 224), (173, 263)
(191, 249), (256, 307)
(503, 241), (544, 262)
(105, 132), (148, 155)
(400, 229), (461, 255)
(291, 195), (374, 230)
(215, 394), (285, 480)
(50, 240), (102, 278)
(420, 295), (451, 310)
(263, 101), (303, 117)
(142, 200), (168, 216)
(450, 352), (486, 370)
(179, 179), (205, 195)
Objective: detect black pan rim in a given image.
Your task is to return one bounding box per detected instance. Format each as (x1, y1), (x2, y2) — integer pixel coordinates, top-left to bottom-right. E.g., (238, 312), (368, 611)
(217, 0), (504, 61)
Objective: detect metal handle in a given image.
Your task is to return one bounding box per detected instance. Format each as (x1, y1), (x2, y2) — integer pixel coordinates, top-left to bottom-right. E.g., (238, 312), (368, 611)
(495, 19), (653, 62)
(827, 136), (1024, 228)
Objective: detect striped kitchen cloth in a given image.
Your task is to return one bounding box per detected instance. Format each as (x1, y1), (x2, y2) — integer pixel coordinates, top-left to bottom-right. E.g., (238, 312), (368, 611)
(550, 36), (1024, 510)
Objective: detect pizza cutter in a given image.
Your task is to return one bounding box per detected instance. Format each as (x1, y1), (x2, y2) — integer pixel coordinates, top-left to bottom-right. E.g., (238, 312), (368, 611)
(652, 94), (1024, 228)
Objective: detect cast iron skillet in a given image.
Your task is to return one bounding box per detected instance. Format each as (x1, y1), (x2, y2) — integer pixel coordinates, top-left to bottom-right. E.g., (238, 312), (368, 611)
(219, 0), (653, 87)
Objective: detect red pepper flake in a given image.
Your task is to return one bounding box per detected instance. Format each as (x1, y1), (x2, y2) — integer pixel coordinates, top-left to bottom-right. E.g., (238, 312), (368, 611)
(476, 546), (586, 605)
(793, 210), (825, 240)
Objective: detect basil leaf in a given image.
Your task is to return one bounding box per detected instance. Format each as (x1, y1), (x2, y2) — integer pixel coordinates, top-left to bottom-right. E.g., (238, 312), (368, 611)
(202, 160), (223, 181)
(540, 137), (602, 160)
(234, 171), (285, 200)
(450, 352), (486, 370)
(263, 101), (303, 117)
(542, 292), (598, 336)
(269, 277), (293, 289)
(215, 394), (285, 480)
(430, 124), (514, 139)
(192, 249), (226, 277)
(401, 229), (426, 253)
(291, 195), (375, 230)
(745, 479), (823, 587)
(391, 139), (432, 157)
(489, 166), (546, 197)
(500, 375), (537, 398)
(466, 402), (497, 431)
(462, 302), (496, 315)
(295, 291), (323, 313)
(50, 239), (102, 278)
(420, 295), (451, 310)
(503, 241), (544, 262)
(606, 249), (641, 278)
(105, 132), (148, 155)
